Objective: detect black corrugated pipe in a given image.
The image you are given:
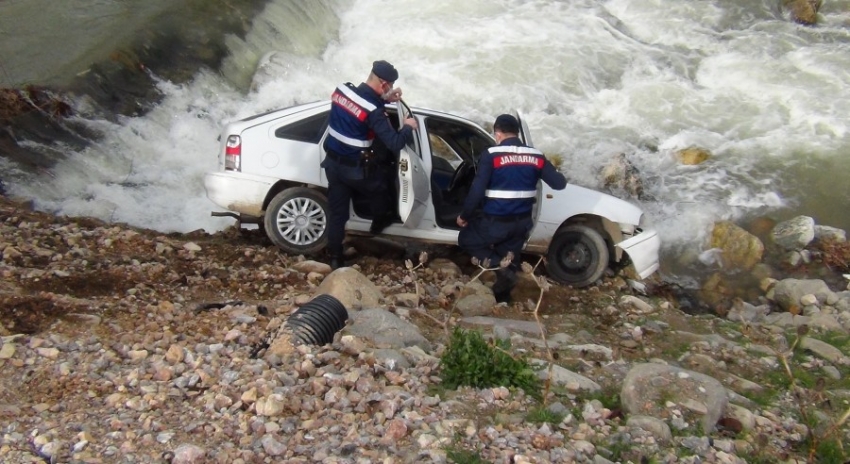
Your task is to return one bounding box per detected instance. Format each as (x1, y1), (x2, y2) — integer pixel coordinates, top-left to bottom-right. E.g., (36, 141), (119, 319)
(285, 294), (348, 345)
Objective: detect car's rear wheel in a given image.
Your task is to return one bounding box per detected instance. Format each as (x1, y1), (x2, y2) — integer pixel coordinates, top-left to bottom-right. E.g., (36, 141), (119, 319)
(264, 187), (328, 255)
(546, 225), (609, 287)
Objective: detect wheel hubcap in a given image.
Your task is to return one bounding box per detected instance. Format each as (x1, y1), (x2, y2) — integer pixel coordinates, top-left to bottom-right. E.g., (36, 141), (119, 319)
(276, 197), (327, 246)
(560, 240), (591, 273)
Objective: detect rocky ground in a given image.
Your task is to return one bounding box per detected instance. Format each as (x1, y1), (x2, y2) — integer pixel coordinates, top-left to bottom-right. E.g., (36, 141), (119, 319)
(1, 194), (849, 464)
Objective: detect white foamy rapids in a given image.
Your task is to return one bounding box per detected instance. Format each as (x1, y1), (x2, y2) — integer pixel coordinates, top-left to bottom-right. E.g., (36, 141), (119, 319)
(12, 0), (850, 270)
(250, 0), (850, 253)
(11, 71), (245, 232)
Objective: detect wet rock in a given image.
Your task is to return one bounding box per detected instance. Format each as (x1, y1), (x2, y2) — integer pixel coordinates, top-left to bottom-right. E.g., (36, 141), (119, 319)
(814, 225), (847, 243)
(676, 146), (711, 165)
(783, 0), (822, 25)
(771, 216), (815, 251)
(710, 221), (764, 271)
(600, 153), (643, 199)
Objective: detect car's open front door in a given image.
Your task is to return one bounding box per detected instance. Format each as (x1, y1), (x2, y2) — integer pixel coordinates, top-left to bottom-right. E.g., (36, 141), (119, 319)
(514, 110), (543, 222)
(514, 110), (534, 148)
(397, 100), (428, 228)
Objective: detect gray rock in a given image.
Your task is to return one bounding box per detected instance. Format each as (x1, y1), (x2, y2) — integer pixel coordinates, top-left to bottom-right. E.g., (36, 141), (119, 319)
(461, 316), (543, 336)
(260, 435), (287, 456)
(621, 363), (727, 433)
(346, 308), (431, 351)
(532, 360), (601, 392)
(771, 216), (815, 251)
(814, 225), (847, 243)
(455, 293), (496, 317)
(807, 312), (844, 332)
(373, 348), (411, 370)
(772, 278), (833, 311)
(627, 415), (672, 443)
(763, 312), (810, 328)
(562, 344), (614, 361)
(727, 300), (769, 323)
(801, 337), (850, 365)
(171, 444), (207, 464)
(619, 295), (655, 313)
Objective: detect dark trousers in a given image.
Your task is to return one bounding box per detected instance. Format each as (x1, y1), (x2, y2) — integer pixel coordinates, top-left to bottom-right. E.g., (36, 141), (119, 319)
(323, 158), (392, 258)
(458, 214), (533, 271)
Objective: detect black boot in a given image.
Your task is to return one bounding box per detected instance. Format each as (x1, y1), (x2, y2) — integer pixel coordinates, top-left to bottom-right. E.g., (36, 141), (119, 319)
(369, 215), (393, 235)
(492, 268), (518, 304)
(329, 256), (344, 270)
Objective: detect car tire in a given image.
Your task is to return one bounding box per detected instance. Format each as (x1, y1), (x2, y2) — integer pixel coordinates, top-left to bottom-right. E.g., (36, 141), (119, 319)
(546, 225), (609, 287)
(264, 187), (329, 255)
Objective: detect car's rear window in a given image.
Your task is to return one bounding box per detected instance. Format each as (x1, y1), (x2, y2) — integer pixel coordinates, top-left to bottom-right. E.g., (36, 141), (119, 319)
(274, 111), (329, 143)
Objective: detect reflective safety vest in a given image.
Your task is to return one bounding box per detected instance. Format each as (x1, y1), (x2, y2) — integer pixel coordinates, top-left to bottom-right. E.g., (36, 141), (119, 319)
(325, 83), (380, 157)
(482, 145), (546, 216)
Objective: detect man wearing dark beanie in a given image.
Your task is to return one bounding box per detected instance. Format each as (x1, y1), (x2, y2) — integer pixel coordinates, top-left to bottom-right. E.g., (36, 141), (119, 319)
(456, 114), (567, 303)
(322, 60), (419, 269)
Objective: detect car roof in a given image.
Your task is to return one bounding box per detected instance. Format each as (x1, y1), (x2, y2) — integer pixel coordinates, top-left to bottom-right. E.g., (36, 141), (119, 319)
(227, 100), (486, 132)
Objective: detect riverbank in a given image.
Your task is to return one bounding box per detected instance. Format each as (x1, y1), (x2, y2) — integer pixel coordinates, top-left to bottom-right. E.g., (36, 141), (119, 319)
(1, 195), (848, 463)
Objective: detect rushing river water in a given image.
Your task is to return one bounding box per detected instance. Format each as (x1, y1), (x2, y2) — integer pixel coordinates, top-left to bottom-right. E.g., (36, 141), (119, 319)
(1, 0), (849, 286)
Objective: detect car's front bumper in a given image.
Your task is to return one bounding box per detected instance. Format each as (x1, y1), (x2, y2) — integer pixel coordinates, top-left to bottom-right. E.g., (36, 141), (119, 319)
(203, 171), (276, 218)
(617, 227), (661, 279)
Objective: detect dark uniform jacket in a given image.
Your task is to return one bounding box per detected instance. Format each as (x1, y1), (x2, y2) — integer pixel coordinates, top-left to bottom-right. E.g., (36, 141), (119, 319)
(461, 137), (567, 219)
(323, 82), (412, 159)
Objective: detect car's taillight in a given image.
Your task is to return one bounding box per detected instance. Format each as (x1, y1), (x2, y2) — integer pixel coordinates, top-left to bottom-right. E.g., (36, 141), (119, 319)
(225, 135), (241, 171)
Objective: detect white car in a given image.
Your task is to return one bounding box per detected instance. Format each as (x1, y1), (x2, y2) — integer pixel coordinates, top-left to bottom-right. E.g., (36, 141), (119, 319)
(204, 100), (661, 287)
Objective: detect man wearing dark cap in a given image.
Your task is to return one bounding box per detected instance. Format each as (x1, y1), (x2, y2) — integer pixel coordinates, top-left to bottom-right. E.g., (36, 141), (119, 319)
(456, 114), (567, 303)
(322, 60), (419, 270)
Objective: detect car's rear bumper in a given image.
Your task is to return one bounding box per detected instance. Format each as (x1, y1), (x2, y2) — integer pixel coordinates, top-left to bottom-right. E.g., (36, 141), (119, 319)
(203, 171), (275, 218)
(617, 227), (661, 279)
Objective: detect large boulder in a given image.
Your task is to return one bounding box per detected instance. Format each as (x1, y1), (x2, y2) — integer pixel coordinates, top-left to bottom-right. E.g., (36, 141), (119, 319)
(783, 0), (822, 25)
(675, 146), (711, 166)
(345, 308), (431, 351)
(600, 153), (643, 199)
(315, 267), (382, 310)
(621, 363), (727, 433)
(710, 221), (764, 271)
(771, 216), (815, 251)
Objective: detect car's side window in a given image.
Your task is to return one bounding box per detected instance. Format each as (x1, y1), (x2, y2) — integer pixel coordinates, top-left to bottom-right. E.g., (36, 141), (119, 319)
(424, 117), (494, 164)
(274, 111), (330, 144)
(429, 134), (463, 169)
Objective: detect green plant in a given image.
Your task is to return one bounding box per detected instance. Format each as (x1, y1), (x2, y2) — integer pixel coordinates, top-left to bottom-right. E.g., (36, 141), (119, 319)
(811, 437), (846, 464)
(581, 387), (621, 410)
(525, 405), (565, 425)
(444, 444), (490, 464)
(439, 327), (542, 400)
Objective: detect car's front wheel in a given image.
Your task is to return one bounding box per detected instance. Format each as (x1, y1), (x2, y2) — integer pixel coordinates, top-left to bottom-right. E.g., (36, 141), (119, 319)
(546, 225), (609, 287)
(264, 187), (328, 255)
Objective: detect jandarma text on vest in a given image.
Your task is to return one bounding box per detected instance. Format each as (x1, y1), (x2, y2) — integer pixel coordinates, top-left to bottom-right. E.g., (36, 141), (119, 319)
(494, 154), (544, 168)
